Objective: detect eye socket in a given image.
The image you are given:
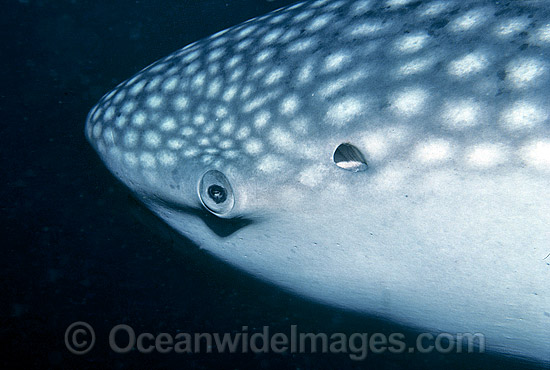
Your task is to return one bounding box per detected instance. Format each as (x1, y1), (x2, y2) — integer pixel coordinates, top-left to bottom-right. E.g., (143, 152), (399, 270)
(198, 170), (235, 216)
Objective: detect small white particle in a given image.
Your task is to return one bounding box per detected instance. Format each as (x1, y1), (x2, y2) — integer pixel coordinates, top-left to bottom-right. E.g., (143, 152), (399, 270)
(132, 111), (147, 127)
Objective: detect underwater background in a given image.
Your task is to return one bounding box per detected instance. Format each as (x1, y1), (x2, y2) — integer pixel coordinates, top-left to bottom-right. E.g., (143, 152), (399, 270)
(0, 0), (546, 368)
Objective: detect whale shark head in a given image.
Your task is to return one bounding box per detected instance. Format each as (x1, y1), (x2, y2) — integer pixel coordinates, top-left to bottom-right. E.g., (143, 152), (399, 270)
(86, 0), (550, 363)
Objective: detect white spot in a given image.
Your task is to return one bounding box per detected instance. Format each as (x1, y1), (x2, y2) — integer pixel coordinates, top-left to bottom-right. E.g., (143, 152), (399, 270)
(396, 56), (437, 76)
(160, 117), (177, 132)
(386, 0), (416, 7)
(415, 139), (453, 163)
(531, 24), (550, 45)
(241, 85), (253, 99)
(448, 51), (489, 77)
(140, 153), (156, 168)
(360, 132), (389, 160)
(319, 71), (366, 98)
(326, 96), (363, 126)
(132, 111), (147, 127)
(129, 80), (146, 95)
(287, 38), (316, 53)
(441, 98), (482, 129)
(220, 121), (235, 135)
(124, 131), (138, 148)
(506, 58), (546, 89)
(466, 143), (507, 168)
(124, 152), (138, 167)
(280, 95), (300, 115)
(236, 38), (253, 51)
(147, 75), (163, 90)
(307, 14), (333, 32)
(391, 88), (428, 116)
(265, 68), (285, 85)
(208, 48), (225, 62)
(494, 17), (530, 38)
(262, 29), (283, 45)
(181, 126), (196, 137)
(245, 138), (263, 154)
(297, 61), (315, 84)
(226, 55), (243, 69)
(348, 20), (388, 37)
(521, 140), (550, 170)
(207, 78), (222, 98)
(149, 63), (167, 74)
(183, 148), (199, 158)
(394, 33), (430, 54)
(254, 111), (271, 129)
(167, 138), (184, 150)
(258, 155), (285, 173)
(185, 61), (200, 75)
(158, 151), (177, 167)
(293, 10), (315, 23)
(103, 106), (115, 121)
(121, 101), (136, 114)
(92, 123), (102, 139)
(198, 137), (210, 147)
(223, 85), (239, 102)
(113, 90), (126, 104)
(324, 52), (350, 72)
(147, 95), (162, 108)
(418, 1), (453, 17)
(223, 150), (239, 159)
(500, 101), (548, 130)
(349, 0), (373, 16)
(256, 48), (276, 63)
(192, 72), (206, 88)
(182, 50), (201, 63)
(194, 114), (206, 126)
(219, 139), (233, 149)
(450, 8), (490, 32)
(162, 77), (178, 92)
(236, 126), (251, 140)
(144, 131), (161, 148)
(215, 106), (228, 119)
(269, 127), (294, 151)
(103, 128), (115, 145)
(235, 25), (257, 40)
(115, 116), (127, 129)
(289, 116), (309, 134)
(299, 164), (329, 187)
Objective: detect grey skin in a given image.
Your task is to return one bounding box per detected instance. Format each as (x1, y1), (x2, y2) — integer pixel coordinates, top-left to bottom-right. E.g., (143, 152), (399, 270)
(86, 0), (550, 363)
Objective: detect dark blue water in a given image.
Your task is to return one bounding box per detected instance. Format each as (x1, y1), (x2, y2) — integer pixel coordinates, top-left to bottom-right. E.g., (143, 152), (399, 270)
(0, 0), (545, 368)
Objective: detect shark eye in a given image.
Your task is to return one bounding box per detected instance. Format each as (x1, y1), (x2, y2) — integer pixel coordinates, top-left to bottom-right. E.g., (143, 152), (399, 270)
(198, 170), (235, 217)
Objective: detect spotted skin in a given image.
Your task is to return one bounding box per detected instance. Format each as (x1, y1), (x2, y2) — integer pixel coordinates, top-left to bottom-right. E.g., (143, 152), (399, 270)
(87, 0), (550, 363)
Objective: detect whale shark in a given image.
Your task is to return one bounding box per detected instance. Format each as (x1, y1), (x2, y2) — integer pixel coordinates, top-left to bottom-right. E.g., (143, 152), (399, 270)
(85, 0), (550, 363)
